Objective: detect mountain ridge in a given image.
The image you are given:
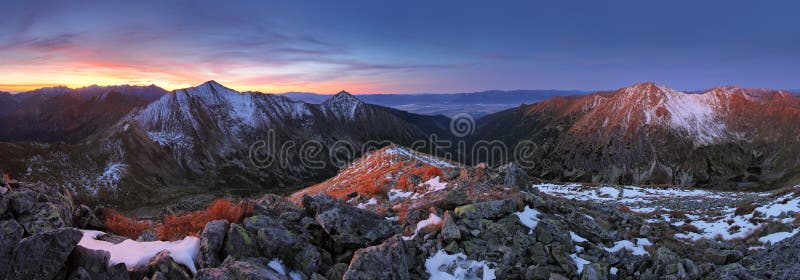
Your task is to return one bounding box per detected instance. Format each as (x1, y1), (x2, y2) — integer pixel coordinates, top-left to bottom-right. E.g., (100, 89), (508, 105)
(474, 82), (800, 189)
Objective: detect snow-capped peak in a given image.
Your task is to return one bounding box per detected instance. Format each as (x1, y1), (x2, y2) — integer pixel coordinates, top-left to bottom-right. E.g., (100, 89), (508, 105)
(327, 90), (360, 102)
(322, 90), (363, 121)
(624, 83), (728, 145)
(578, 82), (730, 145)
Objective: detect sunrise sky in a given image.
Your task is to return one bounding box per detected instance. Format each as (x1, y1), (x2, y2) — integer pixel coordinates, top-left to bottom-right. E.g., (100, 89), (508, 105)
(1, 0), (799, 93)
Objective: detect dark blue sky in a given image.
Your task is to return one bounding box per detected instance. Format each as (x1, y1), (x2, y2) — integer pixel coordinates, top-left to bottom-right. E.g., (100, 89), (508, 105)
(1, 0), (798, 93)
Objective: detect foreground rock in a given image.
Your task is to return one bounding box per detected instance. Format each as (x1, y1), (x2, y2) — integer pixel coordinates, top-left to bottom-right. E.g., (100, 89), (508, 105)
(343, 236), (410, 280)
(302, 194), (398, 247)
(13, 228), (82, 279)
(5, 150), (800, 280)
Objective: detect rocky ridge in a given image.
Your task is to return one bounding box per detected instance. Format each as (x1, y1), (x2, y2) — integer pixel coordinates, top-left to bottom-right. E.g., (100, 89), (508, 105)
(4, 146), (800, 279)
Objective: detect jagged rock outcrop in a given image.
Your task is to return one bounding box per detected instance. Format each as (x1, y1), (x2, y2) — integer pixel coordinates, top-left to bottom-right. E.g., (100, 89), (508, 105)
(302, 194), (399, 247)
(199, 219), (229, 269)
(343, 236), (410, 280)
(12, 228), (83, 280)
(5, 147), (800, 279)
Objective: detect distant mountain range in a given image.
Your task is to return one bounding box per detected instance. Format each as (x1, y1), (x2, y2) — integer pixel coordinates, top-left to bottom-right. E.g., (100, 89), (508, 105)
(280, 90), (584, 117)
(0, 85), (167, 143)
(2, 81), (800, 210)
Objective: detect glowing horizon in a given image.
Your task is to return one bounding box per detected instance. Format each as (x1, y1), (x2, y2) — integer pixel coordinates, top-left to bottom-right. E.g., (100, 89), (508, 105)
(2, 1), (799, 94)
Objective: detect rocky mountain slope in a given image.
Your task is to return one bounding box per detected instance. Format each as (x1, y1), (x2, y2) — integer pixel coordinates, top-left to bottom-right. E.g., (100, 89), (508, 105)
(0, 85), (168, 143)
(3, 146), (800, 279)
(474, 82), (800, 190)
(0, 81), (454, 211)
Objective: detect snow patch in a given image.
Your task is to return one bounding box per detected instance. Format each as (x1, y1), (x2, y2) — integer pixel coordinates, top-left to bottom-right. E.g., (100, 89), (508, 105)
(425, 176), (448, 192)
(425, 250), (496, 280)
(570, 231), (588, 243)
(78, 230), (200, 274)
(356, 198), (378, 209)
(385, 147), (454, 168)
(404, 213), (442, 240)
(570, 253), (591, 274)
(514, 206), (541, 234)
(388, 188), (418, 201)
(758, 228), (800, 245)
(604, 238), (651, 256)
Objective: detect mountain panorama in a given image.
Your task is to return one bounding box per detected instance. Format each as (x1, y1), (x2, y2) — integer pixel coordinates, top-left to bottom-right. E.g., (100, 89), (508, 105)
(3, 80), (800, 280)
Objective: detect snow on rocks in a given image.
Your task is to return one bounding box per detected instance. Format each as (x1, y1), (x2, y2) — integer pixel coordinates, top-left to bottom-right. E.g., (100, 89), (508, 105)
(424, 176), (449, 192)
(604, 238), (652, 256)
(78, 230), (200, 274)
(514, 206), (541, 234)
(356, 198), (378, 209)
(570, 253), (591, 274)
(425, 250), (496, 280)
(404, 213), (442, 240)
(531, 183), (800, 243)
(389, 188), (418, 201)
(570, 231), (588, 243)
(267, 258), (304, 280)
(758, 228), (800, 245)
(385, 146), (455, 168)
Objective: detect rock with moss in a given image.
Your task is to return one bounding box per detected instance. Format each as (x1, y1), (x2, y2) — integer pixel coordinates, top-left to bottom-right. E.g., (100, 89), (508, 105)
(0, 219), (23, 276)
(440, 211), (461, 241)
(343, 236), (410, 280)
(302, 194), (398, 248)
(17, 202), (68, 235)
(453, 198), (521, 220)
(129, 250), (192, 280)
(199, 219), (229, 269)
(224, 223), (259, 259)
(195, 267), (235, 280)
(74, 204), (103, 229)
(67, 245), (130, 280)
(225, 258), (288, 280)
(13, 227), (82, 280)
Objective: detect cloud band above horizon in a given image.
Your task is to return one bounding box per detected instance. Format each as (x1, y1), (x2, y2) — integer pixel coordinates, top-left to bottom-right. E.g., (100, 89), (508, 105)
(1, 0), (799, 93)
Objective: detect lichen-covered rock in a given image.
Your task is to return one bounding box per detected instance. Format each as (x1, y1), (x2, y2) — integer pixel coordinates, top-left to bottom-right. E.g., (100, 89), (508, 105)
(151, 271), (167, 280)
(718, 232), (800, 279)
(411, 187), (468, 210)
(9, 188), (35, 215)
(73, 204), (103, 229)
(550, 244), (578, 277)
(226, 258), (288, 280)
(200, 219), (229, 268)
(0, 219), (23, 276)
(440, 211), (460, 241)
(453, 198), (521, 220)
(18, 202), (68, 235)
(245, 215), (304, 257)
(326, 263), (349, 280)
(294, 244), (323, 276)
(343, 236), (410, 280)
(503, 162), (530, 190)
(0, 194), (10, 216)
(129, 250), (192, 280)
(580, 263), (607, 280)
(68, 267), (91, 280)
(12, 227), (82, 280)
(253, 194), (304, 217)
(224, 223), (259, 259)
(67, 245), (130, 280)
(303, 194), (398, 247)
(703, 248), (743, 265)
(195, 267), (235, 280)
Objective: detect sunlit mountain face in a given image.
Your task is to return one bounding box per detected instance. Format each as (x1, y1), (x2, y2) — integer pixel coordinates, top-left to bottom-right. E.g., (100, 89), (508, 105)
(2, 1), (800, 280)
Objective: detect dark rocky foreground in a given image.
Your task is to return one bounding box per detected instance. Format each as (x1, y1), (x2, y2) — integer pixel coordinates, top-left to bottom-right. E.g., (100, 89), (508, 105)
(1, 167), (799, 280)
